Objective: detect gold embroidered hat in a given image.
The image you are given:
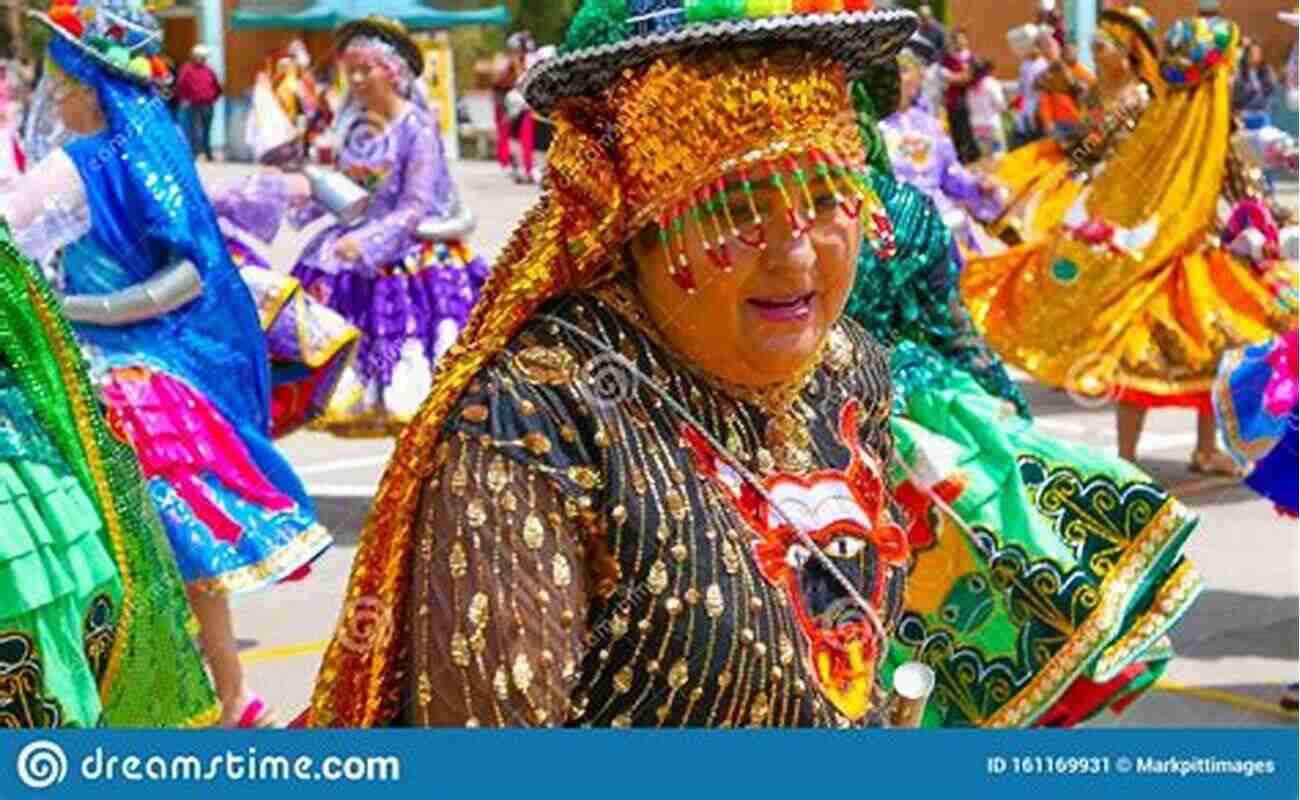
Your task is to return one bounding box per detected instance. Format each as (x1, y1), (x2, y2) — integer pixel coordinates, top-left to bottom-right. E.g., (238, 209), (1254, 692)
(306, 0), (916, 728)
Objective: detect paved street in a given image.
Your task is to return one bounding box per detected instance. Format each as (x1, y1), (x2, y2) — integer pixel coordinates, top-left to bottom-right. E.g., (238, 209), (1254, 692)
(201, 159), (1299, 728)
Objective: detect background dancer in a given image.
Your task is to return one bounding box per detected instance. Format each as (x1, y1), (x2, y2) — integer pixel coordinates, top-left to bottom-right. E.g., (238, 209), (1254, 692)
(221, 17), (489, 439)
(7, 0), (337, 727)
(962, 12), (1296, 473)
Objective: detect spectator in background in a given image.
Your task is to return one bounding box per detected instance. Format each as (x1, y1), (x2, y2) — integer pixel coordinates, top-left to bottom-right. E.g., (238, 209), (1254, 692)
(941, 28), (981, 163)
(1036, 0), (1067, 47)
(1008, 23), (1049, 147)
(175, 44), (223, 161)
(1036, 35), (1093, 142)
(1233, 40), (1278, 128)
(492, 32), (537, 183)
(916, 4), (947, 57)
(967, 59), (1008, 159)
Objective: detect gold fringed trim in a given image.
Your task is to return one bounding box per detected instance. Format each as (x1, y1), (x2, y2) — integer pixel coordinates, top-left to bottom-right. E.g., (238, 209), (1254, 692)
(1094, 559), (1203, 679)
(186, 523), (332, 597)
(982, 499), (1197, 727)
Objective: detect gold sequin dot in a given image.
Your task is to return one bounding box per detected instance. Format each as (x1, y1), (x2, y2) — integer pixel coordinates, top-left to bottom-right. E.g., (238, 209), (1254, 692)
(647, 561), (669, 594)
(706, 585), (725, 618)
(647, 660), (661, 674)
(690, 687), (705, 703)
(671, 543), (688, 562)
(637, 618), (653, 632)
(684, 588), (701, 605)
(493, 666), (509, 700)
(754, 642), (768, 658)
(552, 553), (573, 587)
(519, 399), (537, 416)
(468, 593), (489, 629)
(461, 405), (489, 423)
(512, 653), (534, 692)
(613, 667), (633, 694)
(668, 659), (689, 689)
(717, 670), (732, 688)
(611, 505), (628, 525)
(448, 541), (468, 578)
(612, 714), (631, 728)
(522, 514), (545, 550)
(771, 666), (783, 681)
(449, 632), (470, 667)
(522, 432), (551, 456)
(465, 717), (481, 728)
(779, 635), (795, 665)
(740, 628), (755, 644)
(665, 597), (683, 615)
(598, 648), (611, 662)
(793, 679), (807, 696)
(466, 500), (487, 528)
(750, 597), (763, 612)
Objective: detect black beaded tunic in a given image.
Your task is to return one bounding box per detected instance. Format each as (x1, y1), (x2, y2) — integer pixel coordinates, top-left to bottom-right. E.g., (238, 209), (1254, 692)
(403, 282), (904, 727)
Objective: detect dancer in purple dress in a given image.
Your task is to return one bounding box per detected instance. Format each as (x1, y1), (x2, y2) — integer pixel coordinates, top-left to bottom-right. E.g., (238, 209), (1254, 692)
(223, 17), (488, 438)
(880, 39), (1007, 254)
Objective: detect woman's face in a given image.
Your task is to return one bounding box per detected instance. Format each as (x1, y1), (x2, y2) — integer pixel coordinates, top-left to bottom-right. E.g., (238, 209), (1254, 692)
(1092, 34), (1130, 83)
(632, 154), (861, 389)
(56, 76), (103, 135)
(900, 61), (924, 106)
(343, 52), (396, 111)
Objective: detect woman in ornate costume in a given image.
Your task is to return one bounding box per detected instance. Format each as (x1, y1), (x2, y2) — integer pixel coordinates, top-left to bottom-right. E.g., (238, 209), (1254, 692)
(4, 0), (339, 726)
(299, 2), (1200, 730)
(879, 38), (1005, 254)
(223, 18), (489, 438)
(1213, 329), (1297, 518)
(961, 13), (1297, 472)
(0, 225), (217, 727)
(989, 6), (1162, 244)
(850, 59), (1202, 727)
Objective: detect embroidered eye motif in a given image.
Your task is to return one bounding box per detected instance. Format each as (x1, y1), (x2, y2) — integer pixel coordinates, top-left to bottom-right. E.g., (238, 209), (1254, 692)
(823, 536), (866, 559)
(785, 544), (813, 569)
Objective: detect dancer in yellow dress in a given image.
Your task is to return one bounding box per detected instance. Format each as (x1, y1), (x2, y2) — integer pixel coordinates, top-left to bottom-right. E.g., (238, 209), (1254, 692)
(989, 6), (1162, 243)
(962, 12), (1297, 472)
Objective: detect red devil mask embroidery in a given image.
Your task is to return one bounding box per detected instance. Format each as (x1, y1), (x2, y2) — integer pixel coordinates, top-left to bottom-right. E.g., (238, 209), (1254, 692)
(684, 400), (909, 721)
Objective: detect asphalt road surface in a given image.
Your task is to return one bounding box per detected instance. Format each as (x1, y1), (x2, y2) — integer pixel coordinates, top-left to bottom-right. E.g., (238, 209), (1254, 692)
(201, 160), (1299, 728)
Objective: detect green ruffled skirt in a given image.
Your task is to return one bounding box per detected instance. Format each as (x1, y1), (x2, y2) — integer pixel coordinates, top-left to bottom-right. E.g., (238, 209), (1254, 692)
(0, 368), (122, 727)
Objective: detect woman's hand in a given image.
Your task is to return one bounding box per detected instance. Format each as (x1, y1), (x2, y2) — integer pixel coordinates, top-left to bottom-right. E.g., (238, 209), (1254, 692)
(334, 235), (363, 262)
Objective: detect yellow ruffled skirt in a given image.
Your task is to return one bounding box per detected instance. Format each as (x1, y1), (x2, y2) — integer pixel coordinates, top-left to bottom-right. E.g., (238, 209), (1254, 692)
(961, 235), (1297, 409)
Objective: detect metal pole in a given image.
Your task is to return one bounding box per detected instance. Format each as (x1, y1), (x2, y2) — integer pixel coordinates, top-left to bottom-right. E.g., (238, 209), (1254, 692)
(197, 0), (227, 153)
(1068, 0), (1098, 71)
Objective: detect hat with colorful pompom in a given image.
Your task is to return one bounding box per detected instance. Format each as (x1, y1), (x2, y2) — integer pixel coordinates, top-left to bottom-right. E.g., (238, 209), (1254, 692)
(29, 0), (173, 91)
(521, 0), (918, 113)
